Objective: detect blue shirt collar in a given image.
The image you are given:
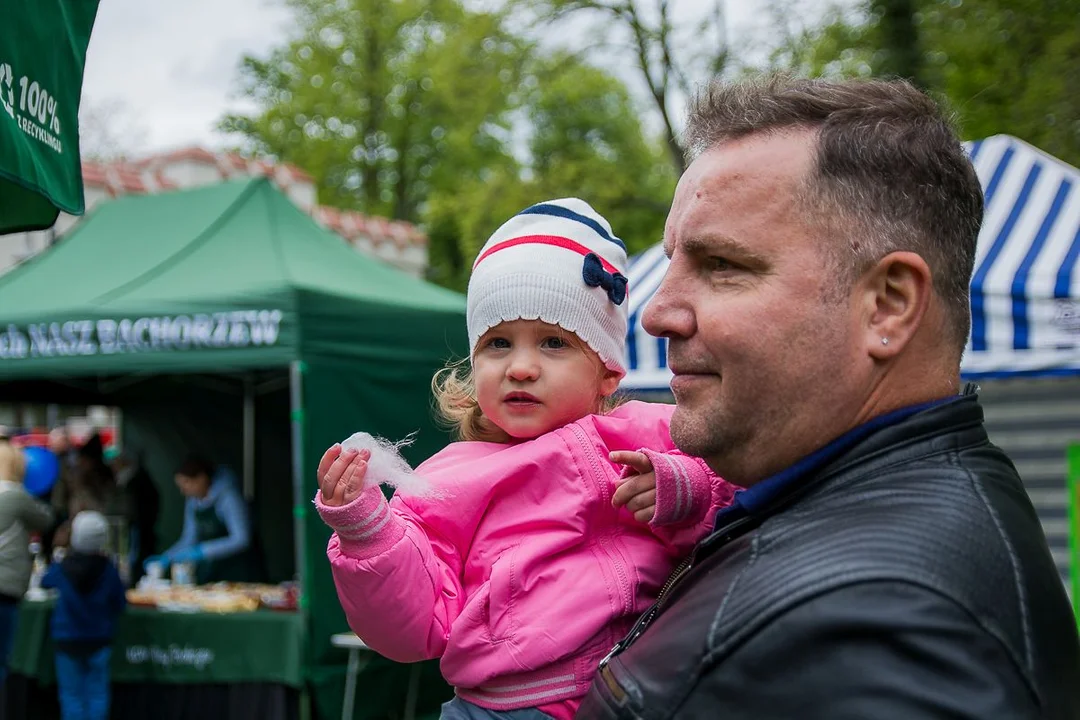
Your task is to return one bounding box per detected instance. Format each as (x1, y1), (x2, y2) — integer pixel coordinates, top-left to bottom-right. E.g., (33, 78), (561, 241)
(714, 395), (962, 526)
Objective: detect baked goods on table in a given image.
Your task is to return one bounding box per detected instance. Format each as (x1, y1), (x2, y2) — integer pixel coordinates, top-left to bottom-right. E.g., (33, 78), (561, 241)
(125, 582), (298, 613)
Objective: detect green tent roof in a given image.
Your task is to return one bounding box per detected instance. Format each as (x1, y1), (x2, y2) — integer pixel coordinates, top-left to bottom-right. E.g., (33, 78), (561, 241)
(0, 177), (465, 378)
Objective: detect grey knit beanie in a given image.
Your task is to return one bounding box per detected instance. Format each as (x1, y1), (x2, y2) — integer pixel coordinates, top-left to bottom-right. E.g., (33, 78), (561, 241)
(71, 511), (109, 554)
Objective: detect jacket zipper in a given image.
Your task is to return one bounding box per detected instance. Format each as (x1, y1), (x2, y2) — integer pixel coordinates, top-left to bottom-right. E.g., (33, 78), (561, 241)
(597, 552), (693, 670)
(597, 513), (758, 670)
(568, 423), (634, 615)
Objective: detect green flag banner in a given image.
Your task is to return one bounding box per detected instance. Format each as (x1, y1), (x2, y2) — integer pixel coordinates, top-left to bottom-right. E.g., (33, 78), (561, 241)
(0, 0), (101, 233)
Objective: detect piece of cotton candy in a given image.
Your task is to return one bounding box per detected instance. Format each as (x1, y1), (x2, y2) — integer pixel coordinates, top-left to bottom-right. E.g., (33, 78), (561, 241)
(339, 432), (438, 497)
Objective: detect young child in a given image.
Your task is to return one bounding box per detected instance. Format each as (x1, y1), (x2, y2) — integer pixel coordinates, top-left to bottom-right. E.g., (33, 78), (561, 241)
(315, 198), (736, 720)
(41, 510), (127, 720)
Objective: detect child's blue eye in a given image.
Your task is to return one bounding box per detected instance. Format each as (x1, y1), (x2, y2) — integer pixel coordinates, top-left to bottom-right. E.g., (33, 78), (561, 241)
(487, 337), (511, 349)
(542, 337), (567, 349)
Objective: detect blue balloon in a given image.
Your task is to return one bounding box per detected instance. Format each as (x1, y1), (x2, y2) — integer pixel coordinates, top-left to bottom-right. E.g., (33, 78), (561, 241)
(22, 447), (60, 497)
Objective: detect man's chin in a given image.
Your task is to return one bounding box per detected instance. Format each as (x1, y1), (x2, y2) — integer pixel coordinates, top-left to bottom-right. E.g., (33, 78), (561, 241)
(670, 404), (736, 466)
(669, 406), (708, 457)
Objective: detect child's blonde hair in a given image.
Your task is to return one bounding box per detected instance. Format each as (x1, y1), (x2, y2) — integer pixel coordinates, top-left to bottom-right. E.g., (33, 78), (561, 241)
(0, 441), (26, 483)
(432, 359), (511, 443)
(432, 328), (623, 443)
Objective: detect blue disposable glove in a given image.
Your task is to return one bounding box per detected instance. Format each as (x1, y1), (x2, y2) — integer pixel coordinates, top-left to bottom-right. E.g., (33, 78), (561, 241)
(143, 554), (169, 572)
(169, 545), (205, 564)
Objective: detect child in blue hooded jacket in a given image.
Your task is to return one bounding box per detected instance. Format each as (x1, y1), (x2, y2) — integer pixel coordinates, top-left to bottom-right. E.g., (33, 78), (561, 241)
(41, 510), (126, 720)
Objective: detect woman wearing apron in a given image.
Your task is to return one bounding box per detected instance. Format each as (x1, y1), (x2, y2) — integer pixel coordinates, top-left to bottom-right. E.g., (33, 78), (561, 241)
(146, 456), (259, 584)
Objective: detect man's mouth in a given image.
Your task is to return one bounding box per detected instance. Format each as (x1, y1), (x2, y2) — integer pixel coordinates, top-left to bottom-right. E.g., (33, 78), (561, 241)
(669, 365), (714, 377)
(668, 367), (716, 392)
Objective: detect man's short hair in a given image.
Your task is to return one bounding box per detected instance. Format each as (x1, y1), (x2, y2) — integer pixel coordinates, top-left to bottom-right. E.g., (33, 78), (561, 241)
(684, 74), (983, 355)
(176, 454), (215, 479)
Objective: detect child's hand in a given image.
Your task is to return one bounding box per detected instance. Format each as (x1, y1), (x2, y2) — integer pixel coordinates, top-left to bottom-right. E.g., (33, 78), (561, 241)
(318, 444), (371, 507)
(610, 450), (657, 523)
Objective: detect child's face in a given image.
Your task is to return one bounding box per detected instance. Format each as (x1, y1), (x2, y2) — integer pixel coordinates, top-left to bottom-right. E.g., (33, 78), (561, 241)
(473, 320), (620, 440)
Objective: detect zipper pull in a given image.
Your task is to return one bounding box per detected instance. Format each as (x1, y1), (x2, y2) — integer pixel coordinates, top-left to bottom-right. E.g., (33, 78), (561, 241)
(598, 639), (624, 670)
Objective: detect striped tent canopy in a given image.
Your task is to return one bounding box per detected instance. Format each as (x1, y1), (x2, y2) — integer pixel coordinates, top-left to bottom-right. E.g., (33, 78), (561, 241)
(622, 135), (1080, 391)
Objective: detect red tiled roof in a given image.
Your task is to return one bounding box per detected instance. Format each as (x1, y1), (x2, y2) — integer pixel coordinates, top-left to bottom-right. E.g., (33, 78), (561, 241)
(79, 148), (423, 247)
(312, 206), (426, 249)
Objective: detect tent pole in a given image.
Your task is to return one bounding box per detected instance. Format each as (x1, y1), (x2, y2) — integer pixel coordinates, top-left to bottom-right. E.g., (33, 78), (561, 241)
(289, 362), (307, 600)
(243, 376), (256, 501)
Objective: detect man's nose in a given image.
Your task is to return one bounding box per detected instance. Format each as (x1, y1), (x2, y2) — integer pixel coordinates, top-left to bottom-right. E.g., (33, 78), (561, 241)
(642, 268), (695, 339)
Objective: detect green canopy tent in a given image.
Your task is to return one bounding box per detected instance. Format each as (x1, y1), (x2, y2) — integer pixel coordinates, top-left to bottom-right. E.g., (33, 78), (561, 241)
(0, 177), (467, 718)
(0, 0), (100, 233)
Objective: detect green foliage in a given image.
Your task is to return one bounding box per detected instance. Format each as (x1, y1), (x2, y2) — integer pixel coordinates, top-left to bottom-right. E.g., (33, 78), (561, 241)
(425, 54), (676, 291)
(770, 0), (1080, 166)
(220, 0), (526, 222)
(920, 0), (1080, 166)
(223, 0), (676, 291)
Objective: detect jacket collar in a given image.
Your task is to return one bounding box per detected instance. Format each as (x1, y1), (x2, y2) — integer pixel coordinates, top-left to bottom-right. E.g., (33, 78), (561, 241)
(712, 384), (979, 531)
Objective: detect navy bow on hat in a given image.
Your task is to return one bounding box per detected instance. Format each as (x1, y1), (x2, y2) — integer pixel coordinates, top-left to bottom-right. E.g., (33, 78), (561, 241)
(582, 253), (627, 306)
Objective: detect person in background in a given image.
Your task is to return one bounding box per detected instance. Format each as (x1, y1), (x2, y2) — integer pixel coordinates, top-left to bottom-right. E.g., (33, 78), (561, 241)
(70, 434), (114, 516)
(107, 450), (159, 584)
(144, 456), (257, 583)
(41, 510), (126, 720)
(51, 434), (115, 553)
(0, 439), (54, 686)
(46, 427), (77, 555)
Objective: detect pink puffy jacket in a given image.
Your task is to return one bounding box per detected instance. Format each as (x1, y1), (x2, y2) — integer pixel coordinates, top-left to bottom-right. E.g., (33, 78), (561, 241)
(315, 401), (736, 714)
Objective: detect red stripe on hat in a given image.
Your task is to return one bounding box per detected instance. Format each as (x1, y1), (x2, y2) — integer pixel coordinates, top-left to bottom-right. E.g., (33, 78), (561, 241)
(473, 235), (621, 274)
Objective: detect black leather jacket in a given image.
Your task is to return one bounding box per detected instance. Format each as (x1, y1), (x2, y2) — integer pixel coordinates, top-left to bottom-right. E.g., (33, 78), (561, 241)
(577, 389), (1080, 719)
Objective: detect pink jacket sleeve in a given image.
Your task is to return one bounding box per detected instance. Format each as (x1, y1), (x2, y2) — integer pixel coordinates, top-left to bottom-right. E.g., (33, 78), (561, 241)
(315, 486), (466, 663)
(635, 448), (738, 553)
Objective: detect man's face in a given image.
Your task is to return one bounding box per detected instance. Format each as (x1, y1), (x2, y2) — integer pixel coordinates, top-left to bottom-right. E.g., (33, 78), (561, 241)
(643, 131), (867, 484)
(175, 472), (210, 499)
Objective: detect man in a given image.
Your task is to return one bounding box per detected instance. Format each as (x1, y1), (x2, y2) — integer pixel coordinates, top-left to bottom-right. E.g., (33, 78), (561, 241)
(108, 450), (160, 582)
(144, 456), (260, 584)
(577, 76), (1080, 718)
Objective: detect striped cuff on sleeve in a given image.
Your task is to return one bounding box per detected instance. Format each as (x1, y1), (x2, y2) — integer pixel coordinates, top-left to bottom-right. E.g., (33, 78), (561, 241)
(643, 449), (714, 527)
(314, 487), (406, 558)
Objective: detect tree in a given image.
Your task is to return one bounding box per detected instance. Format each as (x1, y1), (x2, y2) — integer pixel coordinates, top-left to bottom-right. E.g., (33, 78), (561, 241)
(224, 0), (679, 291)
(520, 0), (731, 175)
(921, 0), (1080, 166)
(220, 0), (527, 222)
(871, 0), (923, 85)
(769, 0), (1080, 167)
(424, 53), (676, 291)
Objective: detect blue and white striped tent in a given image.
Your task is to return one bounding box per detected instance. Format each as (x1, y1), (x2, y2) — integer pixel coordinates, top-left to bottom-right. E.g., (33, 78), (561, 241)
(623, 135), (1080, 391)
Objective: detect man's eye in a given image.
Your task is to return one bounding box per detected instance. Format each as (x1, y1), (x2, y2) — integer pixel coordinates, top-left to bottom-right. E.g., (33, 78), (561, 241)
(542, 337), (567, 349)
(708, 257), (734, 272)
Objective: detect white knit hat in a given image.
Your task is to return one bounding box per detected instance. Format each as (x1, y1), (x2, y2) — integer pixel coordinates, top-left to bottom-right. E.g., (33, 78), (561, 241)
(467, 198), (629, 376)
(71, 511), (109, 554)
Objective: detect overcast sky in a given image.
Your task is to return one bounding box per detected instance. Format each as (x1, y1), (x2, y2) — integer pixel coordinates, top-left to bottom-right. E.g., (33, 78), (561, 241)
(79, 0), (839, 156)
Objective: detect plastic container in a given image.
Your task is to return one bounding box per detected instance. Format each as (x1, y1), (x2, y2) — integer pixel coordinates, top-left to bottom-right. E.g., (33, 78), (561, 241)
(146, 560), (165, 581)
(171, 561), (195, 587)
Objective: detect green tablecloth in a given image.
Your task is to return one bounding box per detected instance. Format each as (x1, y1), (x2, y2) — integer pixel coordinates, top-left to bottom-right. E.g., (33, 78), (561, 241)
(9, 599), (304, 687)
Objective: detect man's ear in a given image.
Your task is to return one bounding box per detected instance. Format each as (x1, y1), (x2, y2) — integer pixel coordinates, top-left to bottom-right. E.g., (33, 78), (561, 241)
(858, 251), (933, 360)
